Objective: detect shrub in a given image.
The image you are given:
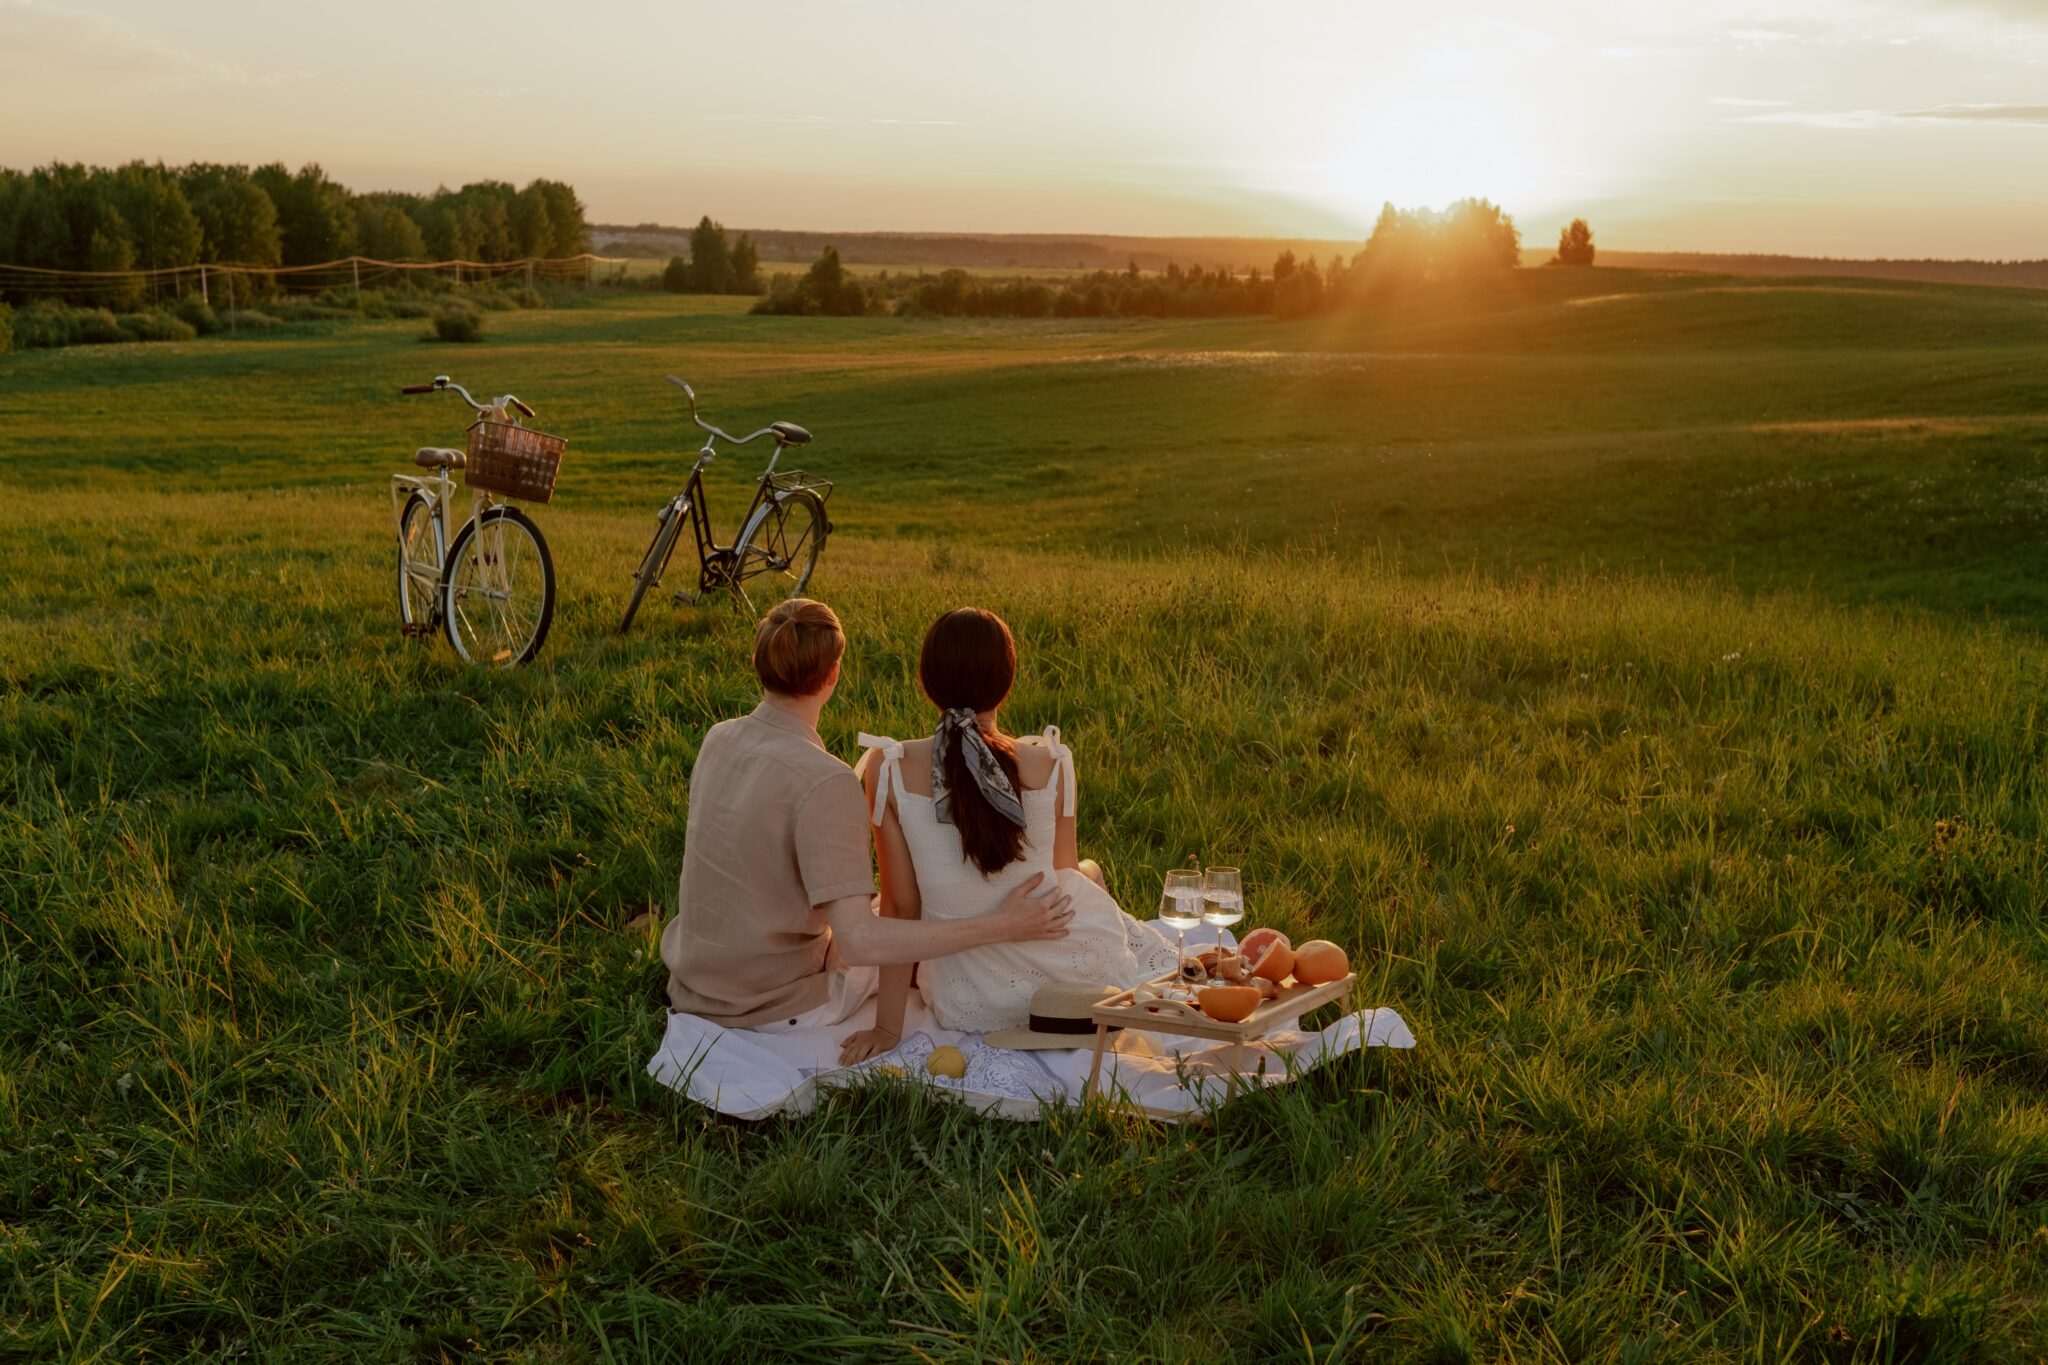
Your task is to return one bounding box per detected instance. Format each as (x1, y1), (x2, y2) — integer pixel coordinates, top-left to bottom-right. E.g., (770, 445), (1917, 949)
(74, 309), (132, 344)
(263, 297), (354, 323)
(167, 296), (218, 334)
(0, 303), (11, 356)
(13, 303), (129, 346)
(428, 301), (483, 342)
(470, 288), (518, 312)
(16, 301), (79, 348)
(510, 286), (546, 310)
(216, 309), (282, 331)
(118, 311), (199, 343)
(388, 298), (434, 320)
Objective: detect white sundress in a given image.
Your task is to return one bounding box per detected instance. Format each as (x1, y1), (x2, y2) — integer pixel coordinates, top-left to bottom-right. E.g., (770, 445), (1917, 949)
(857, 727), (1180, 1033)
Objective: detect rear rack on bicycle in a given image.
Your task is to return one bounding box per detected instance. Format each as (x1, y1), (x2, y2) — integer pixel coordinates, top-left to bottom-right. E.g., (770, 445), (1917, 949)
(769, 469), (832, 500)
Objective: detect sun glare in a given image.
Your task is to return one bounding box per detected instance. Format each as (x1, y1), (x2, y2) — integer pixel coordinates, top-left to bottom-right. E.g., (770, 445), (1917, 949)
(1299, 82), (1564, 232)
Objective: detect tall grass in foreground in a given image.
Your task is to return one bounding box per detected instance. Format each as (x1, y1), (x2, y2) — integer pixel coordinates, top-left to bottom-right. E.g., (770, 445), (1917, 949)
(3, 486), (2045, 1360)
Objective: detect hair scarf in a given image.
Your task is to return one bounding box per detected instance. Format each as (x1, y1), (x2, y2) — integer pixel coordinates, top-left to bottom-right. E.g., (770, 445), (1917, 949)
(931, 707), (1026, 829)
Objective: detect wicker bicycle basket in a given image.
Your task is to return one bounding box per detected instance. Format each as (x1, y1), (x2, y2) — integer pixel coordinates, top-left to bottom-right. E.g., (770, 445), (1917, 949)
(465, 418), (567, 503)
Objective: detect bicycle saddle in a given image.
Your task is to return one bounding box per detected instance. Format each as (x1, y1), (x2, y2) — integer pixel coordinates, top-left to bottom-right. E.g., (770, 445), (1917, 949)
(769, 422), (812, 447)
(414, 447), (466, 469)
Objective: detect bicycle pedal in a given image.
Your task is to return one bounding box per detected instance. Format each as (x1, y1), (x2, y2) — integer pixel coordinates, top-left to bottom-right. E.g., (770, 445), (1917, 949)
(673, 590), (701, 606)
(399, 622), (436, 639)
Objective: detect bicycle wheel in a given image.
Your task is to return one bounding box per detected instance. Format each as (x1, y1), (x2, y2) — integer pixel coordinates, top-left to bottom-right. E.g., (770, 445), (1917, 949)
(442, 505), (556, 667)
(396, 492), (444, 631)
(619, 501), (685, 634)
(732, 491), (827, 614)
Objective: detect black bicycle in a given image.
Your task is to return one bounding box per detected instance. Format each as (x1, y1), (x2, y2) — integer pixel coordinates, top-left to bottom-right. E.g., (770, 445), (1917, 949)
(618, 377), (834, 633)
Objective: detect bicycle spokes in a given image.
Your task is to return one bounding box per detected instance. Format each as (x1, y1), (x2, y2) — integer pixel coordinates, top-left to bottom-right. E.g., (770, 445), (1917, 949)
(446, 511), (552, 666)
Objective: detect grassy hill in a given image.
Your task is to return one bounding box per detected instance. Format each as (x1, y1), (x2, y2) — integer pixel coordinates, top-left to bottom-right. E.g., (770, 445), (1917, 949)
(3, 268), (2045, 1359)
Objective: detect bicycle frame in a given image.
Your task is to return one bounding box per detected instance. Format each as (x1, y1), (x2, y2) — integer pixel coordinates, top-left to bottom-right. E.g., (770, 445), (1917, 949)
(616, 377), (832, 635)
(658, 460), (786, 584)
(655, 379), (830, 594)
(390, 466), (495, 596)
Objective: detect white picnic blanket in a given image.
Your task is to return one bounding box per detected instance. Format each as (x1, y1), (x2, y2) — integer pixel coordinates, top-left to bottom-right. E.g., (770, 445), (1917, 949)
(645, 927), (1416, 1121)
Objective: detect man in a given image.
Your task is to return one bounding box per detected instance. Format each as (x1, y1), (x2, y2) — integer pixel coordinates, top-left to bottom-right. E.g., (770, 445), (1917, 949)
(660, 597), (1074, 1062)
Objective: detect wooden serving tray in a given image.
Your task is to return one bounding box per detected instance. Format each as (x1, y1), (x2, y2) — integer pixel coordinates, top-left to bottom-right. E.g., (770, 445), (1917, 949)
(1092, 971), (1358, 1043)
(1081, 970), (1359, 1101)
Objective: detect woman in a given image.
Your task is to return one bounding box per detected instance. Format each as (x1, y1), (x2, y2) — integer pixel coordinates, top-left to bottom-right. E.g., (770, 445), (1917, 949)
(839, 608), (1177, 1059)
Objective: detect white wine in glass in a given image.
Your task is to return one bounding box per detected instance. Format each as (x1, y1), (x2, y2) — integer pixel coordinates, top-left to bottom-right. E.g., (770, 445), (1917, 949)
(1160, 869), (1204, 994)
(1203, 866), (1244, 952)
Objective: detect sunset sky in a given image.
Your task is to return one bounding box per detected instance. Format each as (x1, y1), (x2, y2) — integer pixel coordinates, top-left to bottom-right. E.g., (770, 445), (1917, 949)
(3, 0), (2045, 257)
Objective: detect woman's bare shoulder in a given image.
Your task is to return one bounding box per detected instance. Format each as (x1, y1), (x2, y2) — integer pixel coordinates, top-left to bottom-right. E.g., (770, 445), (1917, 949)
(1011, 735), (1056, 788)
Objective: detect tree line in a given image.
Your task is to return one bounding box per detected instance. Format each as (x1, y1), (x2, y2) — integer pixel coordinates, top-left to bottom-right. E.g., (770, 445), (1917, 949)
(746, 198), (1563, 319)
(0, 162), (590, 306)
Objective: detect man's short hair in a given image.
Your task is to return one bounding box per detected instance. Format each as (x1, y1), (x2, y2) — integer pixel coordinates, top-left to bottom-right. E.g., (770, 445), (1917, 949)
(753, 598), (846, 697)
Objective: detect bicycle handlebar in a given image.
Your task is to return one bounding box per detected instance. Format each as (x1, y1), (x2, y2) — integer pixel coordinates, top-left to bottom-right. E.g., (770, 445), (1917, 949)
(402, 375), (536, 419)
(665, 375), (780, 448)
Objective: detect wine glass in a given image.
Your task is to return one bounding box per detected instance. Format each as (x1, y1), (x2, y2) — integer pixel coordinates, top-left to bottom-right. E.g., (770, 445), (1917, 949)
(1159, 869), (1204, 996)
(1203, 866), (1244, 959)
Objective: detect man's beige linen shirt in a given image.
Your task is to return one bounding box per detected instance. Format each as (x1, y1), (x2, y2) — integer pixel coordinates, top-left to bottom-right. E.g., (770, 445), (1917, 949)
(660, 702), (875, 1026)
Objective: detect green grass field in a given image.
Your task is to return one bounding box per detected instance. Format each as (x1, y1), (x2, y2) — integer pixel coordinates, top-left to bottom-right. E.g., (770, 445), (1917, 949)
(4, 268), (2047, 1361)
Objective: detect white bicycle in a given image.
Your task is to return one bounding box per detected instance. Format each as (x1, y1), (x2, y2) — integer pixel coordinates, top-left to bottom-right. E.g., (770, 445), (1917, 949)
(391, 375), (564, 666)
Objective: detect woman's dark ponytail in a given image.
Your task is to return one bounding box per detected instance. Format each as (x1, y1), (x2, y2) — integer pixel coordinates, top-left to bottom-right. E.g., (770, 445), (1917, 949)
(919, 609), (1026, 875)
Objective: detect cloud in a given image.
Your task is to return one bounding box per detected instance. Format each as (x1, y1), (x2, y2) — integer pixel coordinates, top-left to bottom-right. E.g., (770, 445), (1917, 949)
(1895, 103), (2048, 124)
(0, 1), (286, 89)
(1736, 102), (2048, 129)
(1736, 108), (1895, 129)
(1723, 27), (1803, 46)
(1710, 97), (1792, 107)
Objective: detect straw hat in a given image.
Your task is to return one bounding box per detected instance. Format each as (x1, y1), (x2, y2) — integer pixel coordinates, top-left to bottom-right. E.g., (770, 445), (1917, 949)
(985, 982), (1124, 1051)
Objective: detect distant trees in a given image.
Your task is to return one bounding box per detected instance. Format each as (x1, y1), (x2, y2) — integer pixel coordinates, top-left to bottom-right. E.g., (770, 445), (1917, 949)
(0, 161), (592, 305)
(661, 216), (764, 295)
(843, 259), (1275, 320)
(1554, 217), (1596, 266)
(843, 202), (1547, 322)
(107, 163), (201, 277)
(1354, 198), (1521, 295)
(0, 164), (152, 305)
(178, 164), (281, 266)
(254, 162), (356, 266)
(753, 246), (872, 315)
(1273, 254), (1326, 318)
(354, 194), (427, 260)
(731, 232), (760, 292)
(896, 268), (1053, 318)
(689, 215), (733, 292)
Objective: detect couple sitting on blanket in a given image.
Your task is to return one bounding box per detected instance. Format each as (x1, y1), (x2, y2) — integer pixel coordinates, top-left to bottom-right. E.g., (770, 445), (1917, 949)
(659, 598), (1179, 1065)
